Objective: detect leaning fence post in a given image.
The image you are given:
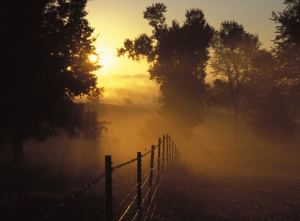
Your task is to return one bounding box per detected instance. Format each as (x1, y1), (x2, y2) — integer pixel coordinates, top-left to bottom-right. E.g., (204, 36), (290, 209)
(162, 135), (165, 172)
(105, 155), (113, 221)
(137, 152), (142, 221)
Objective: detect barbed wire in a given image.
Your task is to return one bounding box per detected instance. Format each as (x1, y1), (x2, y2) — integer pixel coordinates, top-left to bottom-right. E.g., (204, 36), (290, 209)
(118, 143), (172, 221)
(152, 156), (161, 170)
(143, 182), (161, 221)
(142, 173), (163, 221)
(131, 172), (161, 221)
(131, 209), (140, 221)
(113, 164), (159, 217)
(141, 144), (159, 158)
(112, 158), (138, 171)
(141, 172), (160, 207)
(142, 167), (152, 181)
(118, 193), (138, 221)
(112, 144), (159, 172)
(141, 149), (152, 158)
(115, 165), (159, 220)
(113, 183), (139, 215)
(39, 171), (106, 220)
(141, 174), (150, 189)
(39, 138), (174, 221)
(141, 186), (152, 207)
(114, 153), (159, 218)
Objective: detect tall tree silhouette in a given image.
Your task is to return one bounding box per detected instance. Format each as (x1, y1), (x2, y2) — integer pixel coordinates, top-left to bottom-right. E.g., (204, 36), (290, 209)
(272, 0), (300, 111)
(245, 50), (296, 143)
(243, 0), (300, 144)
(211, 21), (261, 140)
(1, 0), (104, 162)
(118, 3), (214, 135)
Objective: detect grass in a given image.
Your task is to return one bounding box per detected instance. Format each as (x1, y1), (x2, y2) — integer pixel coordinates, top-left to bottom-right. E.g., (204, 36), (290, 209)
(0, 162), (106, 221)
(153, 160), (300, 221)
(1, 146), (300, 221)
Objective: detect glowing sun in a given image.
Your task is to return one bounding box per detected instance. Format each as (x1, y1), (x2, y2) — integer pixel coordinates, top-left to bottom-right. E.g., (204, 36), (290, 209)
(89, 47), (116, 76)
(89, 54), (98, 62)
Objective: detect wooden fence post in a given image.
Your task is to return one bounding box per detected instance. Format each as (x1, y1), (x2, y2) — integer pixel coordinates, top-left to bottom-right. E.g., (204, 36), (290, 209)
(105, 155), (113, 221)
(166, 134), (169, 166)
(172, 141), (174, 163)
(158, 138), (161, 175)
(148, 145), (155, 206)
(162, 135), (165, 172)
(137, 152), (142, 221)
(157, 138), (161, 199)
(169, 135), (171, 163)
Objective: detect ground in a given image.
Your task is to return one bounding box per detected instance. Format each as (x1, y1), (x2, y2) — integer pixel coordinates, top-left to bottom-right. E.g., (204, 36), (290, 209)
(1, 104), (300, 220)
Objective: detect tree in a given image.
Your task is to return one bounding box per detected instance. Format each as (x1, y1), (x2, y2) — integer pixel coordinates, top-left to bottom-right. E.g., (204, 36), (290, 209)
(118, 3), (214, 135)
(246, 0), (300, 144)
(271, 0), (300, 114)
(245, 49), (296, 143)
(272, 0), (300, 78)
(211, 21), (261, 140)
(0, 0), (104, 163)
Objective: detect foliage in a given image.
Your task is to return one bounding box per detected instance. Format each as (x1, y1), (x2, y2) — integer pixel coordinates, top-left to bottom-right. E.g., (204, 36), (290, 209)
(118, 3), (214, 132)
(211, 21), (261, 119)
(210, 20), (297, 143)
(271, 0), (300, 116)
(1, 0), (105, 160)
(271, 0), (300, 80)
(245, 50), (296, 143)
(241, 0), (300, 143)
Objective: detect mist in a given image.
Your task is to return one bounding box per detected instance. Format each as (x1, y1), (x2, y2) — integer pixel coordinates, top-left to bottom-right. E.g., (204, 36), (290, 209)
(20, 95), (300, 193)
(2, 1), (300, 220)
(97, 74), (160, 106)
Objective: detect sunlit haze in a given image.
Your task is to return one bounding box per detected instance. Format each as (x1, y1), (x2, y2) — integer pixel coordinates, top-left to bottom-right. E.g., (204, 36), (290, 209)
(86, 0), (286, 104)
(3, 1), (300, 220)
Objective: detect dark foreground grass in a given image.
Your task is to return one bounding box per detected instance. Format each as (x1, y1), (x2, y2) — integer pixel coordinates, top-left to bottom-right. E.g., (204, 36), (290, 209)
(153, 161), (300, 221)
(1, 157), (300, 221)
(0, 162), (106, 221)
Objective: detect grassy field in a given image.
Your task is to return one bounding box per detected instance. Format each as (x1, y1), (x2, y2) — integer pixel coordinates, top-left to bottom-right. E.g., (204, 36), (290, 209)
(155, 160), (300, 221)
(1, 105), (300, 220)
(1, 149), (300, 221)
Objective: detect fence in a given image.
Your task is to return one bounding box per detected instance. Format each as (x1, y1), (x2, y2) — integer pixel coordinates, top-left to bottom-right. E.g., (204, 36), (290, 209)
(39, 134), (178, 221)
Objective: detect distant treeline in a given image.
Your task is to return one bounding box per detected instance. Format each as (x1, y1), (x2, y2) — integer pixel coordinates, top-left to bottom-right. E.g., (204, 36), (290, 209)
(118, 1), (300, 143)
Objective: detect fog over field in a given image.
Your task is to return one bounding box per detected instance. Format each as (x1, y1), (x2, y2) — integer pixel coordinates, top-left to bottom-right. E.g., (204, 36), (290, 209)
(98, 74), (160, 106)
(2, 0), (300, 220)
(20, 68), (300, 181)
(23, 96), (300, 182)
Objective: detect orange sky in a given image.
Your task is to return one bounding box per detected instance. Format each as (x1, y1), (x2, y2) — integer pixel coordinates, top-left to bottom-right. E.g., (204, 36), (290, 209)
(85, 0), (286, 105)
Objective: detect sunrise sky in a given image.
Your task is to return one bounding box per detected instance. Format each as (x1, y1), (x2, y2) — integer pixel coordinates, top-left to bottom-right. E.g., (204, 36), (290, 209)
(86, 0), (286, 105)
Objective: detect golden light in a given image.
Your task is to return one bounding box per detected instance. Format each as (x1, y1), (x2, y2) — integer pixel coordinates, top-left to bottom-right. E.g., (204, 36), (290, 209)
(97, 49), (117, 76)
(99, 52), (114, 67)
(89, 54), (98, 62)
